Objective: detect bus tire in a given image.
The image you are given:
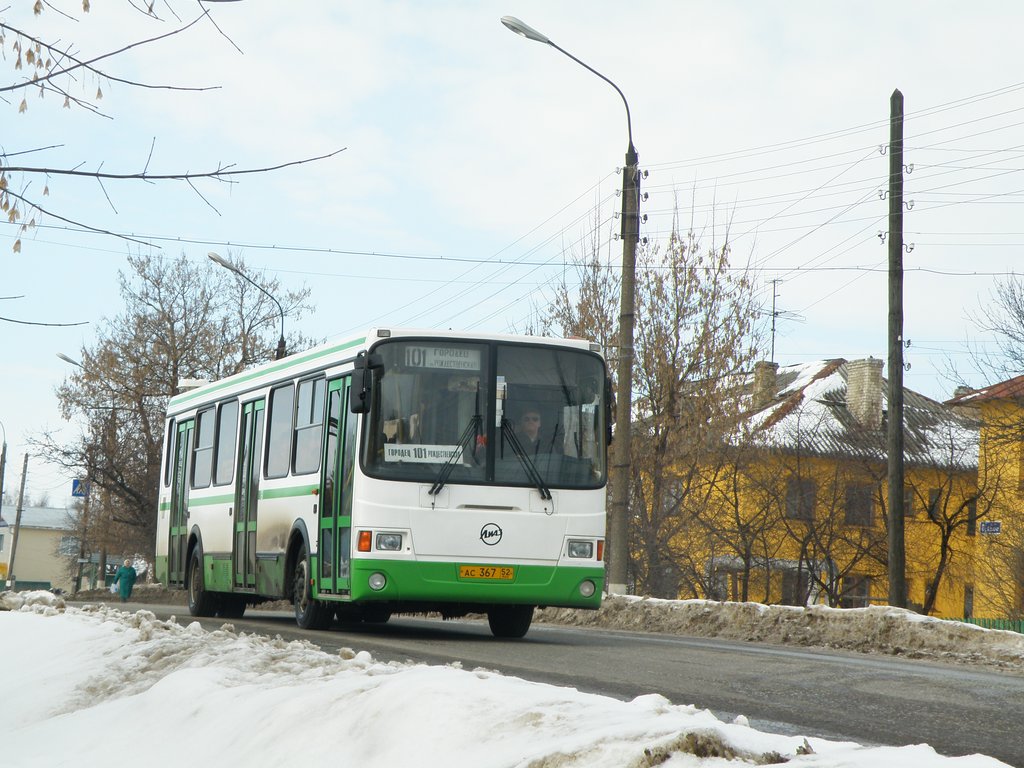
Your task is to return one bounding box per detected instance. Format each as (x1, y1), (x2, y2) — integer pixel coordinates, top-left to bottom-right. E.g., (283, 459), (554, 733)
(361, 604), (392, 624)
(487, 605), (534, 639)
(218, 596), (247, 619)
(187, 545), (219, 617)
(293, 543), (332, 630)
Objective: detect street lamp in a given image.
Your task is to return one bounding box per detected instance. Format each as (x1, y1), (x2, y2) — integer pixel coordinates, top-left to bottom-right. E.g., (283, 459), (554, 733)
(208, 252), (287, 360)
(0, 419), (7, 517)
(501, 15), (639, 595)
(57, 353), (95, 593)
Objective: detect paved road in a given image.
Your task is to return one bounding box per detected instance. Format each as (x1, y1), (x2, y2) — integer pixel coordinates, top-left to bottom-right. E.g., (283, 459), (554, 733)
(114, 603), (1024, 766)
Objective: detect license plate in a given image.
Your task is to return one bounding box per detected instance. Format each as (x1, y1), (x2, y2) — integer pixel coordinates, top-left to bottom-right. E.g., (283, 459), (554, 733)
(458, 565), (515, 580)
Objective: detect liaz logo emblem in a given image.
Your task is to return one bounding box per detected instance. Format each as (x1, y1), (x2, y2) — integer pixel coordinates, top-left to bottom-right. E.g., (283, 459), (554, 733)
(480, 523), (503, 546)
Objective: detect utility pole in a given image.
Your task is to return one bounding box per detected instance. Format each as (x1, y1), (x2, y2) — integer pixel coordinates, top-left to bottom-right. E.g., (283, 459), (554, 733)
(770, 279), (782, 363)
(608, 147), (640, 596)
(886, 88), (907, 608)
(6, 454), (28, 589)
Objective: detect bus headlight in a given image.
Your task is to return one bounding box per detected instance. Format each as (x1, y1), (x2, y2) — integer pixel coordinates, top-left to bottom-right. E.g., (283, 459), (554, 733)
(368, 572), (387, 591)
(579, 580), (596, 598)
(567, 540), (594, 559)
(376, 533), (402, 551)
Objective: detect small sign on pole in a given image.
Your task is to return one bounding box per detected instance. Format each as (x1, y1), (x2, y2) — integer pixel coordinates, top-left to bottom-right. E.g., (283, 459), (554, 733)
(72, 479), (90, 498)
(979, 520), (1002, 535)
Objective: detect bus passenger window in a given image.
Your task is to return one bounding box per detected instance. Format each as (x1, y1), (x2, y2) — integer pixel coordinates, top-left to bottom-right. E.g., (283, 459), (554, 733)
(214, 400), (239, 486)
(266, 384), (295, 478)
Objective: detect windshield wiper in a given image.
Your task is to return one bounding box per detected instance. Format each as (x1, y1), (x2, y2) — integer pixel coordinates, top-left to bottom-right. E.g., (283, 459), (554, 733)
(428, 414), (482, 497)
(500, 417), (552, 500)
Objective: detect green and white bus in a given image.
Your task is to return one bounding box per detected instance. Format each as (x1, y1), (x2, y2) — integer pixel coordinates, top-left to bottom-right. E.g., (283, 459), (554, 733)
(155, 328), (609, 638)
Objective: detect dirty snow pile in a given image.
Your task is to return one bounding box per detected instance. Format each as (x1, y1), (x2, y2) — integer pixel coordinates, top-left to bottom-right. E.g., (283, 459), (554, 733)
(538, 595), (1024, 670)
(0, 592), (1010, 768)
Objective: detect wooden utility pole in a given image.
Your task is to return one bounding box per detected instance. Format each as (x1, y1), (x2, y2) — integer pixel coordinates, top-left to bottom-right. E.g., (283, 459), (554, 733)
(886, 88), (907, 608)
(7, 454), (29, 589)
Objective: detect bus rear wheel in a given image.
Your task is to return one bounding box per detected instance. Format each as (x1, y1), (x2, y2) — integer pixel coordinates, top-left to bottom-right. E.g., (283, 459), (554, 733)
(487, 605), (534, 639)
(187, 546), (219, 618)
(218, 596), (247, 619)
(293, 543), (332, 630)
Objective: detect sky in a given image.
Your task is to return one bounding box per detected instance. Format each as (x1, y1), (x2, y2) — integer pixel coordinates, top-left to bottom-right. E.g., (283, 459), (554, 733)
(4, 1), (1024, 504)
(0, 592), (1012, 767)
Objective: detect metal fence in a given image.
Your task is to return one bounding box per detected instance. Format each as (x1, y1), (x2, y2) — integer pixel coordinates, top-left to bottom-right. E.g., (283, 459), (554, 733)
(958, 617), (1024, 634)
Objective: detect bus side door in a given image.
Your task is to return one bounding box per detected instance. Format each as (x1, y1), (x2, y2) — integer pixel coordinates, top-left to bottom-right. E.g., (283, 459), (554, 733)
(234, 399), (265, 590)
(169, 419), (194, 587)
(319, 377), (354, 594)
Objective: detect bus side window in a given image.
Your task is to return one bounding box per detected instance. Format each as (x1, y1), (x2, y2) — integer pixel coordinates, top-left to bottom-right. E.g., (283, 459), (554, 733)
(265, 383), (295, 479)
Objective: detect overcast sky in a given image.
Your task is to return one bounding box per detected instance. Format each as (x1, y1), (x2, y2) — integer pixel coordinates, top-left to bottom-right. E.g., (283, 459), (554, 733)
(4, 1), (1024, 503)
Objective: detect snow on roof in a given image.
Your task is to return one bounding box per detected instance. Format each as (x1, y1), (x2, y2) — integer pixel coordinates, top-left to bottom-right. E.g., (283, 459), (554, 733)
(737, 359), (978, 471)
(0, 505), (74, 531)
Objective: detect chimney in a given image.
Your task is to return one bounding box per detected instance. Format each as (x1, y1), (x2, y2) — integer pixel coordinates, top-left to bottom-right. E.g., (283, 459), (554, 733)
(846, 358), (884, 429)
(952, 385), (973, 399)
(753, 361), (779, 408)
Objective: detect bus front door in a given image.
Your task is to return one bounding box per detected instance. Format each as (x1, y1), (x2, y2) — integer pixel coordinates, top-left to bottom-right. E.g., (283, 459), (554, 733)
(169, 419), (194, 587)
(234, 399), (265, 590)
(318, 378), (354, 594)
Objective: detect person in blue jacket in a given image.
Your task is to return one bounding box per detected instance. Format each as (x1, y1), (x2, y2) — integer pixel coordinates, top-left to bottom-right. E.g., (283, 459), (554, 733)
(113, 559), (137, 603)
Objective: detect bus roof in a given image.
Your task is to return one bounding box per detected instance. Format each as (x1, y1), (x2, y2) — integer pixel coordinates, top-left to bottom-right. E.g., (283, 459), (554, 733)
(166, 327), (601, 414)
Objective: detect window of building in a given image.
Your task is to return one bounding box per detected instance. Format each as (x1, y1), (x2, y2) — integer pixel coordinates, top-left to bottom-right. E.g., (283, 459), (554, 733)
(785, 477), (816, 521)
(904, 486), (914, 517)
(265, 384), (295, 479)
(964, 584), (975, 619)
(293, 377), (326, 475)
(214, 400), (239, 486)
(927, 488), (942, 522)
(845, 484), (873, 526)
(191, 407), (215, 489)
(840, 575), (871, 608)
(966, 499), (977, 537)
(781, 568), (810, 606)
(58, 535), (79, 556)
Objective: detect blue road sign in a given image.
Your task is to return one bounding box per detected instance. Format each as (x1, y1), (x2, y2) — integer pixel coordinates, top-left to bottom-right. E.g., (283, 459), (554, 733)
(979, 520), (1002, 535)
(72, 479), (90, 498)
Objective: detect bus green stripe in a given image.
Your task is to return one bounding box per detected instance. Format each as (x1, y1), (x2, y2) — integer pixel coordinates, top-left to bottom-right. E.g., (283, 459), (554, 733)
(344, 559), (604, 609)
(188, 493), (235, 507)
(260, 485), (318, 500)
(169, 336), (366, 407)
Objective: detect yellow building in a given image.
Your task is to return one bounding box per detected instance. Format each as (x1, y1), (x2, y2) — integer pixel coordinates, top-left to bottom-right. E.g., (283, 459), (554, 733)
(0, 504), (78, 593)
(681, 358), (992, 618)
(946, 377), (1024, 618)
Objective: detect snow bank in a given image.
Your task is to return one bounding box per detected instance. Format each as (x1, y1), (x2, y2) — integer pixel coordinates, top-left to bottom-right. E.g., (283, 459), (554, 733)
(0, 596), (1009, 767)
(537, 595), (1024, 670)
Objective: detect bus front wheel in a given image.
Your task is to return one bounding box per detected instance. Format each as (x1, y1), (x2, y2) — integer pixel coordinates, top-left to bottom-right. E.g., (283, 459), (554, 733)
(487, 605), (534, 639)
(293, 543), (332, 630)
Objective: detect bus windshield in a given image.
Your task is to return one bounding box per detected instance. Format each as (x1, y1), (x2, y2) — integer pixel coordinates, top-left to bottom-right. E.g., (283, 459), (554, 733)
(362, 339), (606, 490)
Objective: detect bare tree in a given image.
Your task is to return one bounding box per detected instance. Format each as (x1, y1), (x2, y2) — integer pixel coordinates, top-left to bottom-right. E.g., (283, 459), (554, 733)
(31, 252), (314, 558)
(0, 2), (343, 266)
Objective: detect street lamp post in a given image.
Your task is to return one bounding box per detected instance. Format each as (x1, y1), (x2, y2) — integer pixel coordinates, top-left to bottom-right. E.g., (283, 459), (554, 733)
(208, 252), (287, 360)
(57, 353), (97, 593)
(501, 16), (638, 594)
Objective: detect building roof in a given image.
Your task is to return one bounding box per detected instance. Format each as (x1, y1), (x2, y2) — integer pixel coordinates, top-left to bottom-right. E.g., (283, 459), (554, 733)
(944, 373), (1024, 405)
(0, 505), (75, 531)
(736, 359), (978, 471)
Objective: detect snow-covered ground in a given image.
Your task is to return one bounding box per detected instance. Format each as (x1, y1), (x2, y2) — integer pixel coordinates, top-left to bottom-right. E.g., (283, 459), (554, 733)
(0, 591), (1013, 767)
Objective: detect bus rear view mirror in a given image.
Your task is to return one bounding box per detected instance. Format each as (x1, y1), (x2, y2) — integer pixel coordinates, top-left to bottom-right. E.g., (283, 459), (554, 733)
(350, 352), (382, 414)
